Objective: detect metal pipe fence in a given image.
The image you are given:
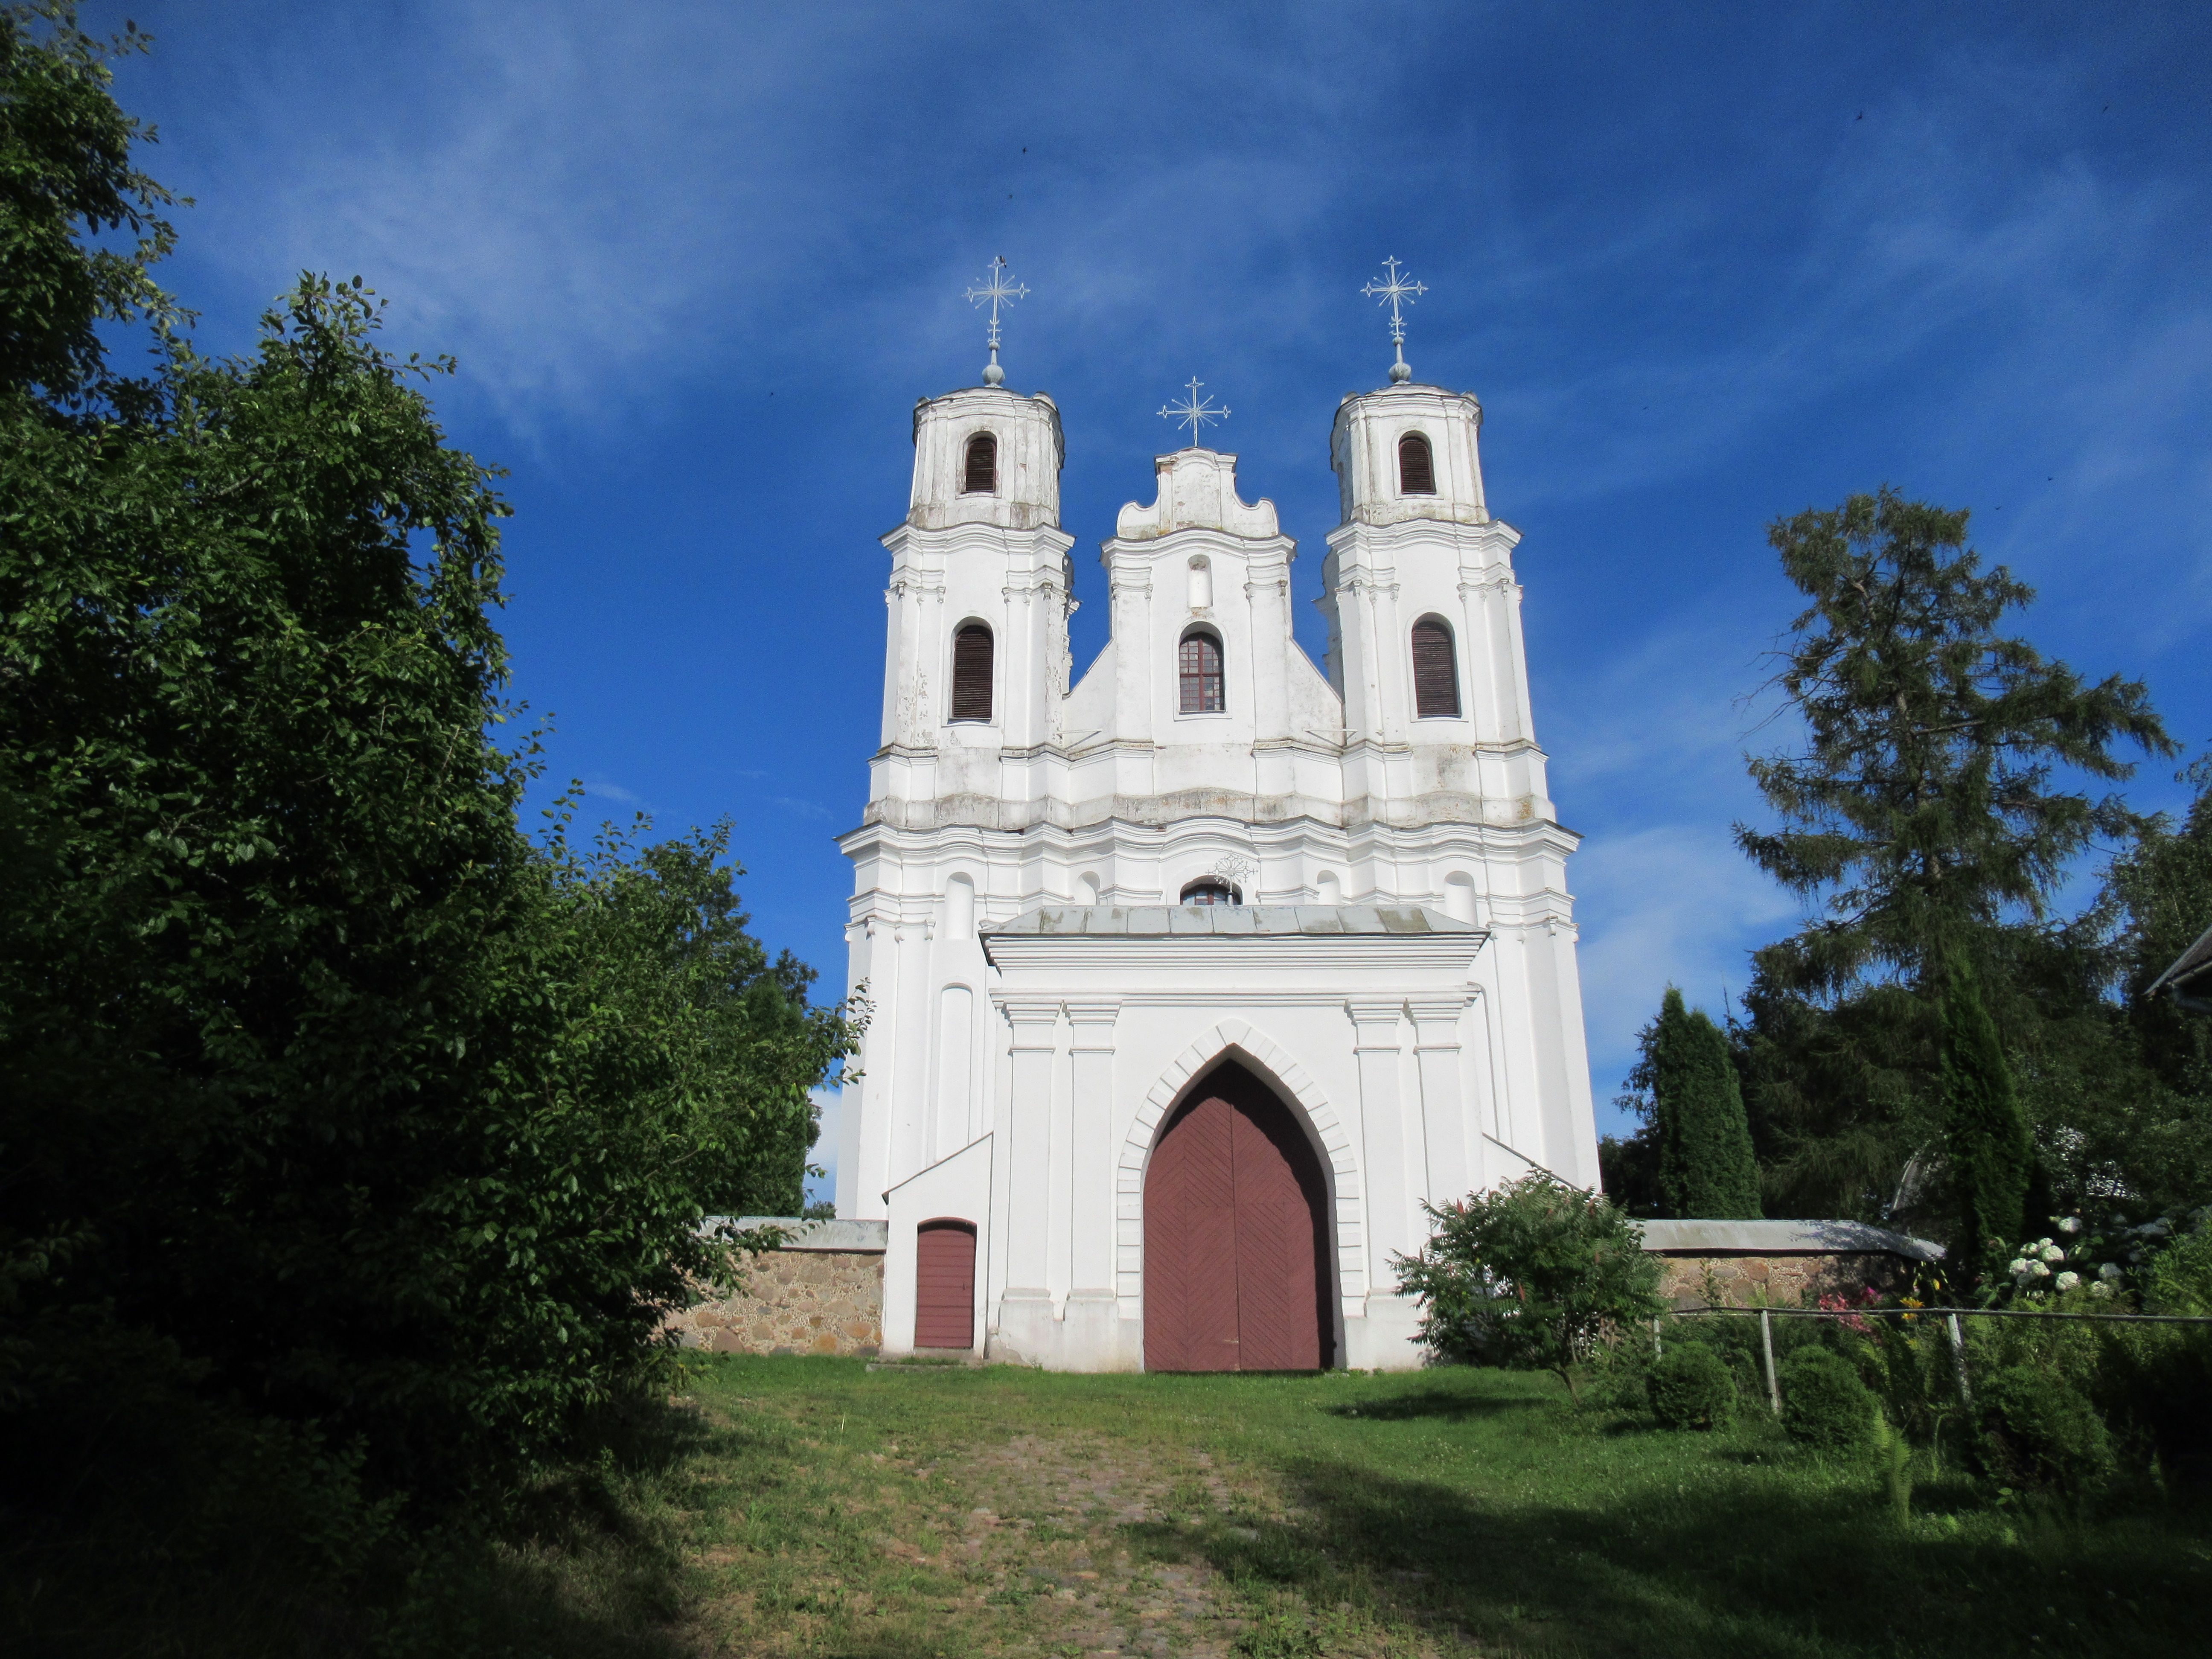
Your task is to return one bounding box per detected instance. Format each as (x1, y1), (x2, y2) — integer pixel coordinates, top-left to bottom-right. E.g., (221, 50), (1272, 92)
(1650, 1301), (2212, 1416)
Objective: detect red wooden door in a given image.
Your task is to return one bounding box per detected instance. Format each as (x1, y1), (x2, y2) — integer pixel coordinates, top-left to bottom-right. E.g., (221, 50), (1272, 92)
(914, 1219), (976, 1349)
(1143, 1064), (1331, 1371)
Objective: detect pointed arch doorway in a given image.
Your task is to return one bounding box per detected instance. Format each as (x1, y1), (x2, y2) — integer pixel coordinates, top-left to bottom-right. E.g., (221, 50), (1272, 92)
(1143, 1061), (1334, 1371)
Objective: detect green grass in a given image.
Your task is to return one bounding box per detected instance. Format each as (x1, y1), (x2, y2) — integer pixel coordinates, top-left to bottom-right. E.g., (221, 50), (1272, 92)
(645, 1357), (2211, 1658)
(12, 1358), (2210, 1655)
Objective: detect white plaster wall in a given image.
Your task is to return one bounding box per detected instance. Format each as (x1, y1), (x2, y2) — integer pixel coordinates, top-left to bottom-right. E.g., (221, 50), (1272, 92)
(836, 376), (1599, 1369)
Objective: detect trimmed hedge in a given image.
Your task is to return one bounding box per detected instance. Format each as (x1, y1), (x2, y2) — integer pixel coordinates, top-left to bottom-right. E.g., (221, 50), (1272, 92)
(1648, 1345), (1736, 1429)
(1781, 1348), (1878, 1449)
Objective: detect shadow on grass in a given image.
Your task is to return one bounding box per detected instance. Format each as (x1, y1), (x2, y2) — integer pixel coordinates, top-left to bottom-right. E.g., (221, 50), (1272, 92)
(1324, 1389), (1555, 1423)
(1127, 1443), (2210, 1659)
(0, 1390), (740, 1659)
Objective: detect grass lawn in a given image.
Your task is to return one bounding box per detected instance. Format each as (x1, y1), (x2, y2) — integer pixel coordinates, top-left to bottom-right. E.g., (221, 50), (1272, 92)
(486, 1355), (2212, 1659)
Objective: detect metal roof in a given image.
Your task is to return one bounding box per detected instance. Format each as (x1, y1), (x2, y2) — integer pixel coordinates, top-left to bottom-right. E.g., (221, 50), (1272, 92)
(1635, 1218), (1942, 1262)
(980, 904), (1479, 938)
(2147, 918), (2212, 998)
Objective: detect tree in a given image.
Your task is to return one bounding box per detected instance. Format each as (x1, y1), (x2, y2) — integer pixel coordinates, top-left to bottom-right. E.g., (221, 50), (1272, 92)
(1938, 945), (2032, 1266)
(1395, 1172), (1663, 1403)
(1628, 987), (1762, 1219)
(1732, 488), (2172, 1227)
(0, 5), (857, 1534)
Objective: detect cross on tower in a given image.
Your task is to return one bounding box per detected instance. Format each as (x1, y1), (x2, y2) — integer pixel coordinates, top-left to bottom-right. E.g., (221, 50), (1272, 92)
(1361, 256), (1428, 384)
(963, 257), (1029, 387)
(1157, 377), (1229, 445)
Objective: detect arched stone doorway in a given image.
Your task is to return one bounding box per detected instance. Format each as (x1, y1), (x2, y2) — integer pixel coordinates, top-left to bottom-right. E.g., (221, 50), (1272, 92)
(1143, 1061), (1334, 1371)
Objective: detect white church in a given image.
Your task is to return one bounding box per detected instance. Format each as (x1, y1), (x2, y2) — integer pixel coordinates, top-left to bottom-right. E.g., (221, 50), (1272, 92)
(833, 273), (1599, 1371)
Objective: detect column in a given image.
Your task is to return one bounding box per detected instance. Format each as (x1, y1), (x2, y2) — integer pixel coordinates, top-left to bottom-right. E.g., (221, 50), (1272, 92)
(850, 914), (899, 1219)
(1408, 996), (1471, 1211)
(999, 999), (1061, 1301)
(1064, 1001), (1121, 1293)
(1346, 999), (1415, 1283)
(1063, 1000), (1122, 1366)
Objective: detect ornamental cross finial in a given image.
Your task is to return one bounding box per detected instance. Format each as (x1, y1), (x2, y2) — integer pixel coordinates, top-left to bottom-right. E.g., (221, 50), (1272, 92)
(963, 256), (1029, 387)
(1157, 377), (1229, 445)
(1361, 256), (1428, 384)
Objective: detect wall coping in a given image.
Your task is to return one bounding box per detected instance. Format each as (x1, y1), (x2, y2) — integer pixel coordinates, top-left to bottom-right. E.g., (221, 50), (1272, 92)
(1636, 1218), (1941, 1262)
(700, 1217), (888, 1253)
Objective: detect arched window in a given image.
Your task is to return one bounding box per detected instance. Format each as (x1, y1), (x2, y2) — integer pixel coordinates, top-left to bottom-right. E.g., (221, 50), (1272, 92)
(1398, 431), (1436, 495)
(950, 622), (993, 722)
(1411, 615), (1460, 719)
(1180, 878), (1239, 907)
(1178, 627), (1224, 714)
(962, 432), (997, 494)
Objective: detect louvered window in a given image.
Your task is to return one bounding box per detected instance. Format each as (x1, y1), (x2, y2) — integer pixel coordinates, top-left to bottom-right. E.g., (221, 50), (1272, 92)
(962, 432), (997, 494)
(1398, 432), (1435, 495)
(1412, 617), (1460, 718)
(1178, 629), (1224, 714)
(950, 623), (993, 722)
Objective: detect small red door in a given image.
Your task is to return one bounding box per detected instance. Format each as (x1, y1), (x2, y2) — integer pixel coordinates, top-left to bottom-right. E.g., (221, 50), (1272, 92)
(914, 1219), (976, 1349)
(1143, 1063), (1331, 1371)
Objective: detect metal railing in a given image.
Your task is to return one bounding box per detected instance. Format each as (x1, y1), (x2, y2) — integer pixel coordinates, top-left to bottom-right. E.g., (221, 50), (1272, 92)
(1656, 1301), (2212, 1414)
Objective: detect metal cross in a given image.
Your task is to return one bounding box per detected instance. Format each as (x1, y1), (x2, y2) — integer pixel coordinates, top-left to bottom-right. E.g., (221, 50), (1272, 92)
(1361, 256), (1428, 383)
(1158, 377), (1229, 445)
(963, 256), (1029, 386)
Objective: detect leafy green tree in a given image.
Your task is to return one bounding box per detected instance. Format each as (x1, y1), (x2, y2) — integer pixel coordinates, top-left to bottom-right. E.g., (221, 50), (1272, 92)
(1396, 1172), (1664, 1403)
(1732, 488), (2172, 1225)
(0, 4), (856, 1532)
(1938, 945), (2032, 1265)
(1628, 987), (1762, 1219)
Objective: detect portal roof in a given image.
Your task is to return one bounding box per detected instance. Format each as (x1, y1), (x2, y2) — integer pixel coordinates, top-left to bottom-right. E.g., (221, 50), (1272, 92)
(981, 904), (1477, 938)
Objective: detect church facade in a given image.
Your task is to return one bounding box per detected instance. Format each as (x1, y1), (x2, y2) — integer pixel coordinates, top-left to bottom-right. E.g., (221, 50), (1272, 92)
(833, 369), (1599, 1371)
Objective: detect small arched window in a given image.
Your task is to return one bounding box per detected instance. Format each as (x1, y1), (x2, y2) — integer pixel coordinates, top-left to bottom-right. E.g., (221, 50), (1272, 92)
(1411, 615), (1460, 719)
(1180, 879), (1239, 907)
(1178, 627), (1224, 714)
(950, 622), (993, 722)
(1398, 431), (1436, 495)
(962, 432), (997, 495)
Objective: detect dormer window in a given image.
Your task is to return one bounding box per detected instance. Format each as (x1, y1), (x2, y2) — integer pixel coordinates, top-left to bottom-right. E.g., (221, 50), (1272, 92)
(950, 622), (993, 722)
(1178, 627), (1225, 714)
(1180, 879), (1239, 906)
(1397, 432), (1435, 495)
(962, 432), (997, 494)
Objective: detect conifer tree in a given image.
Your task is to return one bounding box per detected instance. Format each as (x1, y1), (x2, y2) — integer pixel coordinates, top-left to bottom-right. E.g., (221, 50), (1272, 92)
(1633, 987), (1764, 1219)
(1939, 946), (2032, 1264)
(1730, 488), (2172, 1221)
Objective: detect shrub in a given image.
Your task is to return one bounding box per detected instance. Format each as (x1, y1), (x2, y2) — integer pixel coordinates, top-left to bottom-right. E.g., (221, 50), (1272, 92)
(1648, 1344), (1736, 1429)
(1395, 1172), (1664, 1403)
(1976, 1366), (2115, 1498)
(1781, 1348), (1879, 1449)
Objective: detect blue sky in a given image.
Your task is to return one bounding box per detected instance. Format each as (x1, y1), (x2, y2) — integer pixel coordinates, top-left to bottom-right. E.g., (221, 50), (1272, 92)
(95, 3), (2212, 1199)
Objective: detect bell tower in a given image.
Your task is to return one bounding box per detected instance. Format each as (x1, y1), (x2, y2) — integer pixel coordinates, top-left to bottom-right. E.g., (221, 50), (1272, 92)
(1318, 378), (1549, 827)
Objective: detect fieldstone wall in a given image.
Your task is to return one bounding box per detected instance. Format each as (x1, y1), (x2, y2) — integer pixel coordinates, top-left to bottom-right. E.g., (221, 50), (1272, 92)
(1654, 1250), (1915, 1308)
(669, 1218), (887, 1357)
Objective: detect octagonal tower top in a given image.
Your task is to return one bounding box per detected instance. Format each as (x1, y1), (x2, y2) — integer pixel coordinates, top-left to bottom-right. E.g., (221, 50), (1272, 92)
(908, 385), (1064, 533)
(1330, 383), (1487, 529)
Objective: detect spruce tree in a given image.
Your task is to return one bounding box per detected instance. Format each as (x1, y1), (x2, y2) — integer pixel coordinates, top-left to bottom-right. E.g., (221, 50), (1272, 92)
(1640, 987), (1764, 1219)
(1939, 946), (2032, 1264)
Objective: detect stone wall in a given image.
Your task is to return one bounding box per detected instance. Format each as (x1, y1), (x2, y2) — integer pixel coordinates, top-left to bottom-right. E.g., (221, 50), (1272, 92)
(668, 1218), (886, 1358)
(1653, 1249), (1917, 1309)
(1636, 1218), (1941, 1310)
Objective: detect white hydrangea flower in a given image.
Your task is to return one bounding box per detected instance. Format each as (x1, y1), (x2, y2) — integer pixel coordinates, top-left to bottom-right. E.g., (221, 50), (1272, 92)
(2040, 1243), (2066, 1263)
(2035, 1237), (2054, 1250)
(2098, 1262), (2123, 1281)
(2089, 1281), (2114, 1299)
(2055, 1271), (2080, 1292)
(2008, 1257), (2031, 1278)
(2031, 1260), (2052, 1279)
(2058, 1217), (2083, 1235)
